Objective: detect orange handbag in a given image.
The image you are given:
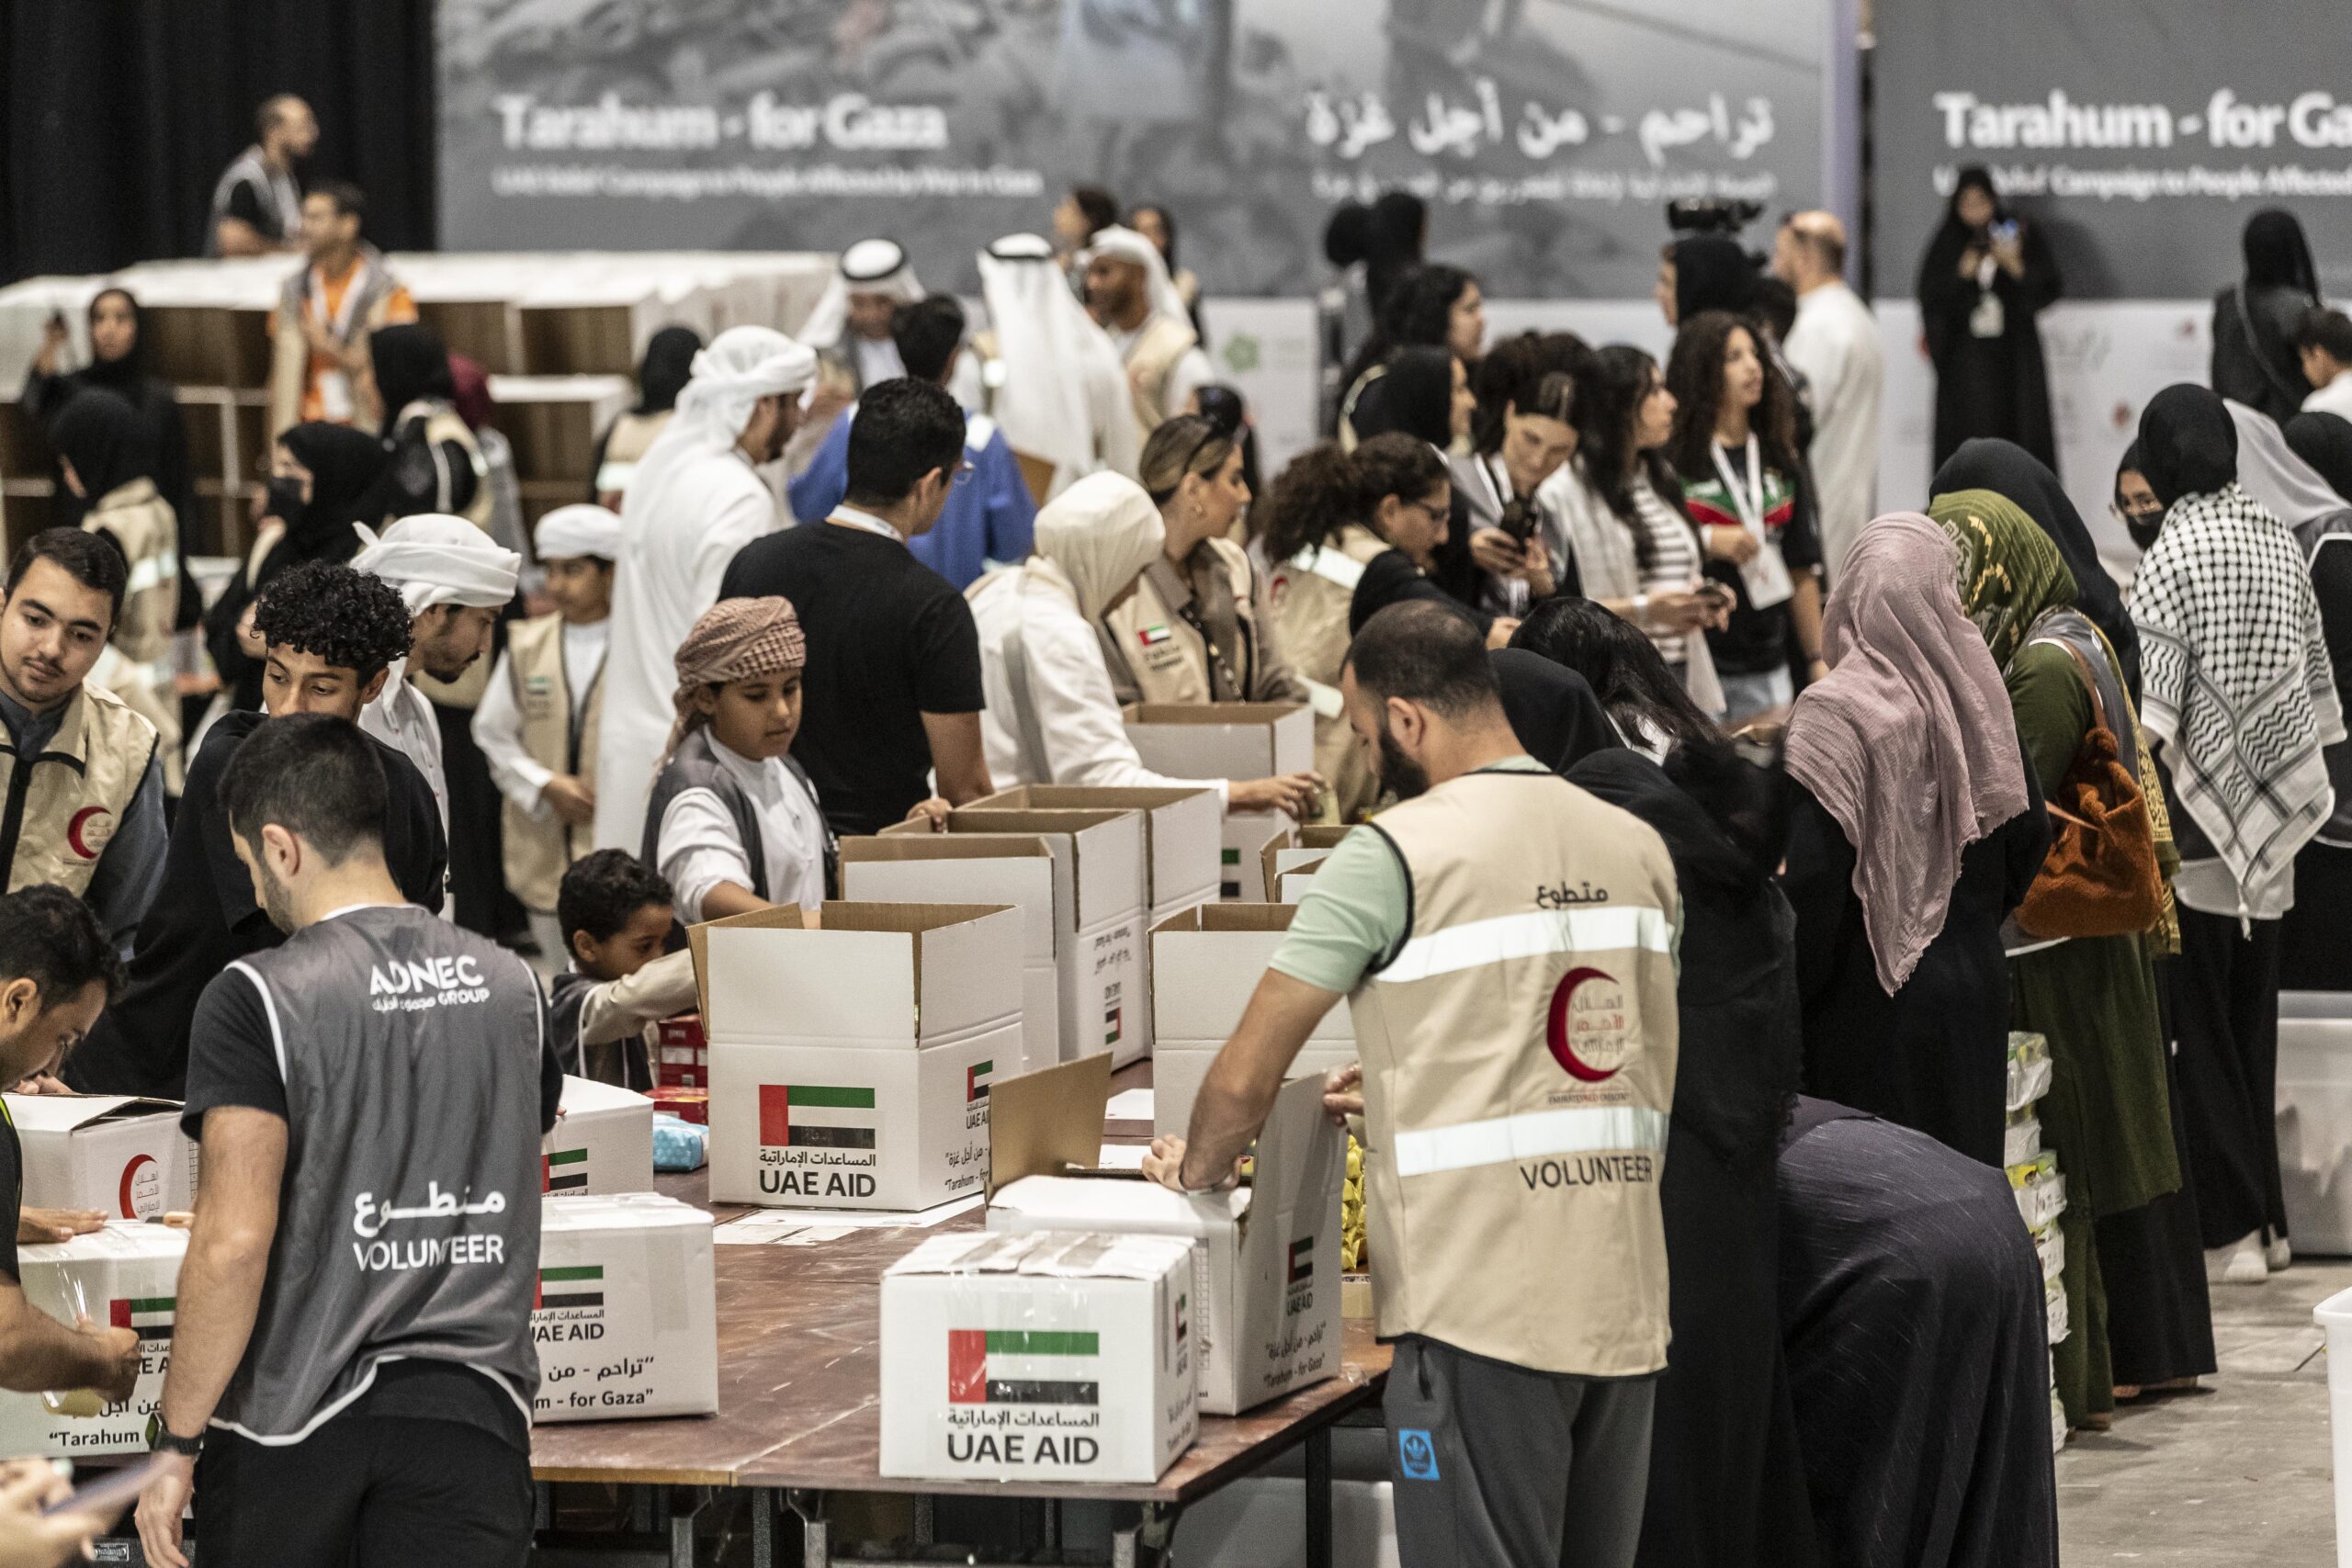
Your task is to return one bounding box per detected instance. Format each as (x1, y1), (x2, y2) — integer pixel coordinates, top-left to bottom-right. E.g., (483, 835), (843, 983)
(2013, 640), (2165, 941)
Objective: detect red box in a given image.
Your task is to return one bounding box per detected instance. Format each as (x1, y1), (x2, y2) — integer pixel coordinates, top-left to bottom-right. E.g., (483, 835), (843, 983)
(656, 1013), (707, 1089)
(651, 1086), (708, 1126)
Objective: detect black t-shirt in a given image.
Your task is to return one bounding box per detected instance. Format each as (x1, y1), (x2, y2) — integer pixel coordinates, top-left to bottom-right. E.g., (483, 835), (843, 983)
(180, 942), (560, 1456)
(64, 711), (450, 1098)
(718, 522), (985, 836)
(0, 1110), (18, 1283)
(1347, 549), (1494, 637)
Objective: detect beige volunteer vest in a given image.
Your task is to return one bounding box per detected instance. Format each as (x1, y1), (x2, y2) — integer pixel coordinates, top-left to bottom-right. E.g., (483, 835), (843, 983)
(1269, 526), (1388, 821)
(1102, 538), (1262, 705)
(84, 479), (177, 666)
(1351, 768), (1680, 1376)
(595, 411), (671, 502)
(1124, 314), (1197, 436)
(501, 613), (604, 912)
(0, 682), (157, 898)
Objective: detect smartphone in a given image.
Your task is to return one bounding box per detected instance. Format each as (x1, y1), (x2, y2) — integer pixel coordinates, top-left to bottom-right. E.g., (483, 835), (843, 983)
(1498, 501), (1537, 547)
(40, 1454), (159, 1517)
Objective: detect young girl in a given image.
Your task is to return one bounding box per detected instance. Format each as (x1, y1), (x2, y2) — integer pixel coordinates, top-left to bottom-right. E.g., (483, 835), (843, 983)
(1668, 310), (1826, 726)
(642, 596), (834, 923)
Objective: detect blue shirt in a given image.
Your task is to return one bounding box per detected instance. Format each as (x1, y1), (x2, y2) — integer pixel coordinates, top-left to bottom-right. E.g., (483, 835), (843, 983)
(787, 405), (1037, 591)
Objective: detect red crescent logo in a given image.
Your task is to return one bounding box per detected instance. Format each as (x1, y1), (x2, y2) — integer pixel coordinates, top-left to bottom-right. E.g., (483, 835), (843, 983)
(1546, 966), (1623, 1082)
(65, 807), (110, 861)
(118, 1154), (156, 1218)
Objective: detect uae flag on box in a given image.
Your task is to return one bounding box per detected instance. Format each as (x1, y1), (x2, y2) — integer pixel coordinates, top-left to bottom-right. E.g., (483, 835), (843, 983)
(543, 1147), (590, 1192)
(536, 1265), (604, 1310)
(758, 1084), (876, 1151)
(947, 1328), (1099, 1406)
(109, 1295), (173, 1341)
(966, 1060), (993, 1104)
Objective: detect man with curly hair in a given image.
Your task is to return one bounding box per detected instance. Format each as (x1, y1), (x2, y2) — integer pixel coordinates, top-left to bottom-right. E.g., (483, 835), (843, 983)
(65, 563), (448, 1095)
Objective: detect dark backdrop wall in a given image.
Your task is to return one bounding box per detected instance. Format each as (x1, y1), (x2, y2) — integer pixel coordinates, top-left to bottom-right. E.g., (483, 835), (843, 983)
(0, 0), (435, 282)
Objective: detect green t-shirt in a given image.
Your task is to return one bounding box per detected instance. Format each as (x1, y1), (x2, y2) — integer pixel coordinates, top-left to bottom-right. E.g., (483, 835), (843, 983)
(1267, 756), (1555, 995)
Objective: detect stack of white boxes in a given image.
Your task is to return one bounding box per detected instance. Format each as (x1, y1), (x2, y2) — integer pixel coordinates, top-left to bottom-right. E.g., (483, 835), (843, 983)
(1151, 905), (1357, 1138)
(1122, 703), (1313, 901)
(2005, 1030), (2069, 1450)
(843, 832), (1065, 1074)
(990, 1075), (1343, 1416)
(916, 807), (1151, 1067)
(702, 902), (1018, 1211)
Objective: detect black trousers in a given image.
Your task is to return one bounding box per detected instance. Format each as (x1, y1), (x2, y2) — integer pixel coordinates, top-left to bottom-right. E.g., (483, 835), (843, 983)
(2168, 907), (2288, 1249)
(195, 1415), (532, 1568)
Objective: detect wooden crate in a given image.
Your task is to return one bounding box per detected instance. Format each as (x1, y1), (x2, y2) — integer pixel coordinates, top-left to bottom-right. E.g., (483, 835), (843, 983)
(1, 480), (57, 558)
(0, 399), (51, 481)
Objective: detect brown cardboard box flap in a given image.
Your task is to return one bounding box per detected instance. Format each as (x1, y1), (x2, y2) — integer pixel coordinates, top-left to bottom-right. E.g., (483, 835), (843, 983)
(1121, 702), (1308, 728)
(1149, 903), (1300, 937)
(986, 1053), (1114, 1199)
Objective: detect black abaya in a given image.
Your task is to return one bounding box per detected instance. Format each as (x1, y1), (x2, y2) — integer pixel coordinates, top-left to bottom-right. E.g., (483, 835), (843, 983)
(1784, 775), (2049, 1168)
(2169, 905), (2290, 1249)
(1778, 1099), (2059, 1568)
(2210, 210), (2321, 426)
(1916, 179), (2062, 473)
(1569, 748), (1815, 1568)
(2096, 976), (2218, 1388)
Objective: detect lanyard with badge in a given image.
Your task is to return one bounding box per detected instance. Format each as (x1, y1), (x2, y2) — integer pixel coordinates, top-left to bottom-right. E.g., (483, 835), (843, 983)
(1710, 435), (1792, 610)
(308, 257), (370, 423)
(829, 505), (903, 543)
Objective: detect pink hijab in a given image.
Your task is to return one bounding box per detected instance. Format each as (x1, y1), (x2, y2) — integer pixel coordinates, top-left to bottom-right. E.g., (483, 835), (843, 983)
(1786, 513), (2029, 994)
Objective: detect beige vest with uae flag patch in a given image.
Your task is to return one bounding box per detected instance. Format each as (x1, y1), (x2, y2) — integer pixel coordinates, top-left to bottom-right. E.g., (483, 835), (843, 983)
(1350, 767), (1679, 1377)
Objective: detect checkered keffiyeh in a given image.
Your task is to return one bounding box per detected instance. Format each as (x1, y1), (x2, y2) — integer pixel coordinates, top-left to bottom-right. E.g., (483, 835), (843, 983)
(2132, 483), (2346, 912)
(665, 596), (806, 760)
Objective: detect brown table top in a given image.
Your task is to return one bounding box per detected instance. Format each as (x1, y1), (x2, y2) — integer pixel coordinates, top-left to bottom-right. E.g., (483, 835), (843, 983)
(529, 1060), (1391, 1499)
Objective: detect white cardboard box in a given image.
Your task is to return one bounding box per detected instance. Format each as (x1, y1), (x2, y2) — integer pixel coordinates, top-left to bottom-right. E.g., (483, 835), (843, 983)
(846, 835), (1064, 1074)
(969, 785), (1222, 921)
(1262, 827), (1354, 906)
(880, 1229), (1198, 1483)
(5, 1094), (198, 1220)
(2278, 992), (2352, 1255)
(990, 1076), (1343, 1415)
(939, 809), (1148, 1068)
(533, 1193), (718, 1423)
(1122, 705), (1312, 903)
(1151, 906), (1357, 1137)
(698, 903), (1017, 1212)
(543, 1076), (655, 1198)
(0, 1223), (184, 1456)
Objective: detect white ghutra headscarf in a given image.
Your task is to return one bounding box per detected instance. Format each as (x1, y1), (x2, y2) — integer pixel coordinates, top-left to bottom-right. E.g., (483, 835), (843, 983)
(795, 238), (923, 350)
(978, 233), (1139, 494)
(1081, 225), (1193, 334)
(353, 514), (521, 614)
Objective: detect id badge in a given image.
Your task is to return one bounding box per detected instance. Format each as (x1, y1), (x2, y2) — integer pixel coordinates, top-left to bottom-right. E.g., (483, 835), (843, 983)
(1969, 291), (2006, 339)
(318, 368), (356, 422)
(1740, 544), (1795, 611)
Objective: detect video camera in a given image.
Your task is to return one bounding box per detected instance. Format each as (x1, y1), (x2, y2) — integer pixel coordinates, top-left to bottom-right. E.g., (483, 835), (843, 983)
(1665, 197), (1766, 238)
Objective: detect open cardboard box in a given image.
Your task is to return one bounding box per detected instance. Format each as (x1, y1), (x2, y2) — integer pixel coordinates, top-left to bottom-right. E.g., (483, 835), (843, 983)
(1261, 825), (1356, 907)
(987, 1063), (1343, 1415)
(1149, 906), (1357, 1138)
(1121, 705), (1312, 901)
(968, 785), (1221, 921)
(696, 902), (1017, 1211)
(844, 835), (1062, 1073)
(6, 1094), (198, 1220)
(898, 808), (1148, 1067)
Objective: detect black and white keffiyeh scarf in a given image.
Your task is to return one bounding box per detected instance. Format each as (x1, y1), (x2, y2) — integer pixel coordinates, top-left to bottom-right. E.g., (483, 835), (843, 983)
(2133, 482), (2346, 912)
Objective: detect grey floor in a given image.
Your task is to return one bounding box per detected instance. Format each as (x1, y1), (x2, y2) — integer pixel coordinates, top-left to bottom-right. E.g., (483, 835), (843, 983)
(2058, 1258), (2349, 1563)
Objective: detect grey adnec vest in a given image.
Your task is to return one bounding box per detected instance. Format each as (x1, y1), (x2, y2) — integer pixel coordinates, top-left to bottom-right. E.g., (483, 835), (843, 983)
(641, 726), (837, 902)
(210, 905), (545, 1443)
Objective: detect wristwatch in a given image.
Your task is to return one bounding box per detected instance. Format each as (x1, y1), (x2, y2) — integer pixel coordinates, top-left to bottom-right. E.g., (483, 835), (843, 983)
(147, 1418), (203, 1459)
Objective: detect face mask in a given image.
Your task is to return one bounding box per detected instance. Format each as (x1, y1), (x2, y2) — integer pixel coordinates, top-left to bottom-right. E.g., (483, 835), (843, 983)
(265, 476), (308, 525)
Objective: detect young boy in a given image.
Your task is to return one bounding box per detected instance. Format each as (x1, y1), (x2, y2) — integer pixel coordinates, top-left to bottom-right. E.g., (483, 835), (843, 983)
(642, 596), (834, 923)
(474, 504), (618, 961)
(549, 849), (696, 1089)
